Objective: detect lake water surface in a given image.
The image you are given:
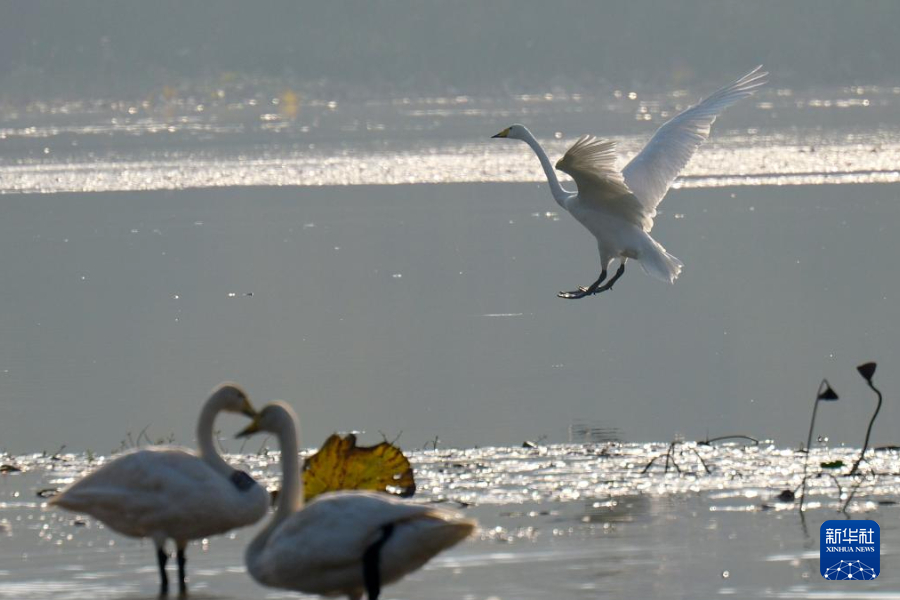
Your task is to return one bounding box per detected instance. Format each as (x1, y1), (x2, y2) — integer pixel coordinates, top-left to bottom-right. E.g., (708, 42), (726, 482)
(0, 179), (897, 451)
(1, 84), (899, 597)
(2, 443), (899, 599)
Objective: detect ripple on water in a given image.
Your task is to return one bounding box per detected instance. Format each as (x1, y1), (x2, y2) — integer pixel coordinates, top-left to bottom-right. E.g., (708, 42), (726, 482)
(8, 443), (900, 512)
(3, 444), (899, 599)
(2, 136), (900, 194)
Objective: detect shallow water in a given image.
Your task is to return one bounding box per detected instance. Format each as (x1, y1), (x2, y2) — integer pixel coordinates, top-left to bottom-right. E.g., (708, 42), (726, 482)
(2, 444), (898, 599)
(2, 80), (900, 597)
(0, 180), (898, 452)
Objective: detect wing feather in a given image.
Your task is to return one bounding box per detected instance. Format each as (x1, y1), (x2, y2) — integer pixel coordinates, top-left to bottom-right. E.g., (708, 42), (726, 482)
(261, 491), (459, 573)
(51, 448), (268, 538)
(622, 66), (768, 212)
(556, 135), (650, 230)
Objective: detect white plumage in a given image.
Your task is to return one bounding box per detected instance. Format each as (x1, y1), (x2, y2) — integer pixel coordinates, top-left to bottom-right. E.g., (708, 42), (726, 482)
(493, 66), (767, 298)
(238, 402), (477, 600)
(50, 383), (269, 595)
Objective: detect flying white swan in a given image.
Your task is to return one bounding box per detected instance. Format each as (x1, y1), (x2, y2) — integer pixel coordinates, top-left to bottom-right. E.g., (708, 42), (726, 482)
(237, 402), (476, 600)
(493, 66), (767, 299)
(50, 383), (269, 595)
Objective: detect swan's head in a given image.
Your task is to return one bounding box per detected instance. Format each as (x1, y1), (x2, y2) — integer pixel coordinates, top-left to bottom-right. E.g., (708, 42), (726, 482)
(491, 124), (528, 141)
(210, 382), (256, 418)
(235, 401), (296, 438)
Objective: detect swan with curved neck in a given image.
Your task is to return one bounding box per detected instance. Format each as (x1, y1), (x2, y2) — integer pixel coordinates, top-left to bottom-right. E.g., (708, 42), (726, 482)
(50, 383), (269, 595)
(493, 66), (767, 298)
(497, 125), (573, 207)
(238, 402), (476, 600)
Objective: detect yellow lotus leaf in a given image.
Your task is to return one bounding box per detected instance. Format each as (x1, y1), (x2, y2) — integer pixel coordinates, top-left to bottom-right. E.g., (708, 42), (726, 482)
(302, 433), (416, 502)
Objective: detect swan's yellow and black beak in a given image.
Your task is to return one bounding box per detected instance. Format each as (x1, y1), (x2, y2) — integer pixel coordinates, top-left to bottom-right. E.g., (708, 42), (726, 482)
(491, 127), (510, 139)
(236, 415), (262, 438)
(241, 398), (257, 418)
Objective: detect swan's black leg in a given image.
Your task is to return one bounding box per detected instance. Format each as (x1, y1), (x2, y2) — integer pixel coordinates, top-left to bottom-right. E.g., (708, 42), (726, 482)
(156, 546), (169, 596)
(591, 262), (626, 294)
(363, 523), (395, 600)
(176, 545), (188, 595)
(559, 270), (607, 299)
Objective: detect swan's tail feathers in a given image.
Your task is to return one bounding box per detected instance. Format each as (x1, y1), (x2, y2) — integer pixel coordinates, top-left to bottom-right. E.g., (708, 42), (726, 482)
(404, 512), (477, 562)
(639, 239), (683, 284)
(46, 487), (77, 508)
(419, 512), (477, 552)
(382, 513), (477, 584)
(47, 488), (113, 511)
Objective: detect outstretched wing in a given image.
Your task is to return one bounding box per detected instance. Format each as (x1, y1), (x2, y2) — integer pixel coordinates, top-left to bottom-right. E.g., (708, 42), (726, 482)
(556, 135), (650, 230)
(622, 66), (768, 212)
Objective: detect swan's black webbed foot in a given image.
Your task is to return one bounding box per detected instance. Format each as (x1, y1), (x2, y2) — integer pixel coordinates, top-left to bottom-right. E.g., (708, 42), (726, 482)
(558, 264), (625, 298)
(362, 523), (395, 600)
(558, 270), (607, 299)
(558, 288), (590, 299)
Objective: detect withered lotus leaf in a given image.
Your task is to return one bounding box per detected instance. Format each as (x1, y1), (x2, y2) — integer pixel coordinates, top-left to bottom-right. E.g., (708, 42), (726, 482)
(302, 433), (416, 502)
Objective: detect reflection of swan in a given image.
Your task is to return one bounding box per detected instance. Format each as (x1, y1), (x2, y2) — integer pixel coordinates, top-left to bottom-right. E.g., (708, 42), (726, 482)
(493, 66), (767, 299)
(238, 402), (476, 600)
(50, 384), (269, 595)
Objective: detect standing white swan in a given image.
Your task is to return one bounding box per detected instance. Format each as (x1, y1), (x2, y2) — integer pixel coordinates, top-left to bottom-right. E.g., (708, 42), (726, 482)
(492, 66), (767, 299)
(237, 402), (476, 600)
(50, 383), (269, 595)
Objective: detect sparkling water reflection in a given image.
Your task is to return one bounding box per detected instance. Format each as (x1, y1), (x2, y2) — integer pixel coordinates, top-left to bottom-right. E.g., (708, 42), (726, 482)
(5, 441), (899, 512)
(3, 88), (900, 193)
(2, 443), (897, 599)
(2, 133), (900, 194)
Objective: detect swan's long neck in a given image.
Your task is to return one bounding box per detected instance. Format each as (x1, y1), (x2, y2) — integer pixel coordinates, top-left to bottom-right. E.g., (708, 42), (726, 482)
(272, 414), (302, 519)
(246, 405), (302, 573)
(520, 128), (570, 207)
(196, 399), (233, 477)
